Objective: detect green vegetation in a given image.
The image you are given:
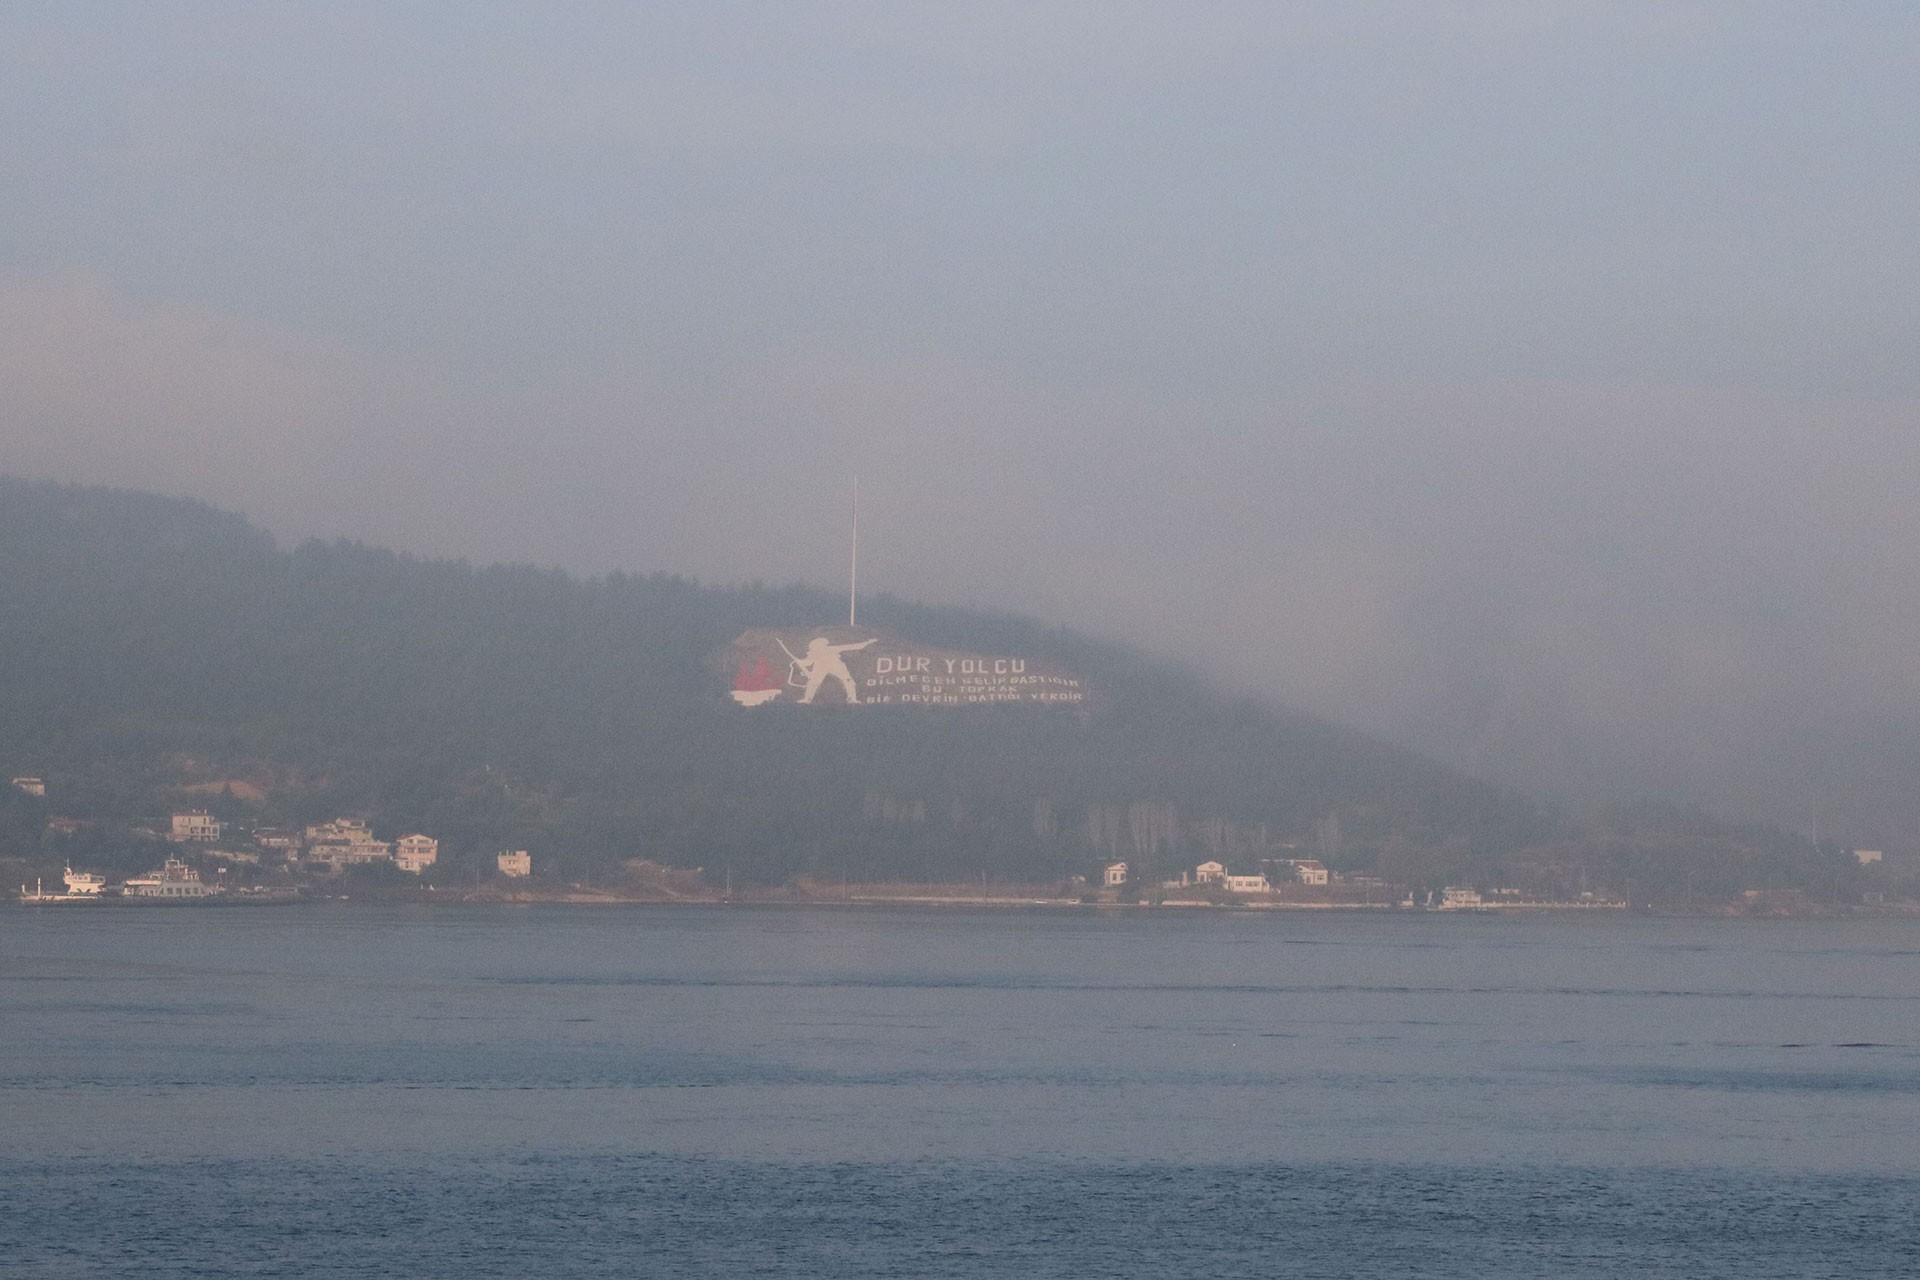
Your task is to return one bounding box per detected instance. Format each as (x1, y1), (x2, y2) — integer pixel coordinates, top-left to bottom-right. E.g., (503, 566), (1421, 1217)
(0, 478), (1869, 904)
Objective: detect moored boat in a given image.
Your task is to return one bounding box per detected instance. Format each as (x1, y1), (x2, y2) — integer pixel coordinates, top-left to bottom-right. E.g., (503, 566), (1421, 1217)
(121, 857), (218, 900)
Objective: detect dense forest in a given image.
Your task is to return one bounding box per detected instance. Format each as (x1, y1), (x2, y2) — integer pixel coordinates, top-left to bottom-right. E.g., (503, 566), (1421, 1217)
(0, 478), (1869, 903)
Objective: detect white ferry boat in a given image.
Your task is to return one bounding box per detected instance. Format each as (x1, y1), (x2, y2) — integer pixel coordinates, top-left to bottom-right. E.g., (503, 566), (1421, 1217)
(18, 866), (111, 904)
(63, 867), (106, 896)
(122, 857), (218, 900)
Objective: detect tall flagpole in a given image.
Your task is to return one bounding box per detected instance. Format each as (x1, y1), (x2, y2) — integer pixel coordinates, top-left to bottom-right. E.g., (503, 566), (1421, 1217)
(849, 475), (859, 627)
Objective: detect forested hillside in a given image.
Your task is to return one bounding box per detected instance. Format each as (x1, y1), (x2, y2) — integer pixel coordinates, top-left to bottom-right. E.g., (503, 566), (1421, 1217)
(0, 478), (1861, 901)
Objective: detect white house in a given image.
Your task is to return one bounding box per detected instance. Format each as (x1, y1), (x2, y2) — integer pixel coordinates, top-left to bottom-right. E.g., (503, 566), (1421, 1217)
(170, 810), (222, 843)
(1438, 886), (1484, 909)
(1223, 873), (1270, 895)
(394, 834), (439, 874)
(498, 850), (532, 878)
(1855, 849), (1884, 866)
(1103, 860), (1128, 887)
(1193, 860), (1226, 885)
(1263, 858), (1330, 886)
(12, 777), (45, 797)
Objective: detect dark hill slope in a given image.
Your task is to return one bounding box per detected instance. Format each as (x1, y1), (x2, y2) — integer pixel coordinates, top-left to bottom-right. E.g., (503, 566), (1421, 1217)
(0, 477), (1574, 883)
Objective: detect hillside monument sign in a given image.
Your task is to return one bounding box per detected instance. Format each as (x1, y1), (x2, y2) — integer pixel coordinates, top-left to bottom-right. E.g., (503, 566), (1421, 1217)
(722, 627), (1087, 709)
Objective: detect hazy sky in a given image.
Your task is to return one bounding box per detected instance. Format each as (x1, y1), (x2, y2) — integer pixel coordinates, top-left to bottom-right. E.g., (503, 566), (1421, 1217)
(6, 2), (1920, 842)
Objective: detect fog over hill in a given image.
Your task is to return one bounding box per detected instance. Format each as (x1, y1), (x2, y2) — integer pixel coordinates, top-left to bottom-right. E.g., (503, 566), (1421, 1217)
(0, 479), (1863, 903)
(0, 478), (1532, 884)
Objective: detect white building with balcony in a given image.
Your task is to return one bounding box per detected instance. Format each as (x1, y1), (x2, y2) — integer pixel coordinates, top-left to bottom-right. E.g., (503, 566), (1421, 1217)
(305, 817), (372, 844)
(394, 834), (439, 874)
(170, 810), (222, 843)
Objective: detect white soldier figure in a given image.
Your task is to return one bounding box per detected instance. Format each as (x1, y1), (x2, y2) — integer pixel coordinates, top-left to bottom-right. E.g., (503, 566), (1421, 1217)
(786, 635), (876, 704)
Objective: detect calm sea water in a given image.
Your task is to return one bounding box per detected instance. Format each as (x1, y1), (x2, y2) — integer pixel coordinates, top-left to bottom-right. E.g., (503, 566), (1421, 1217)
(3, 906), (1918, 1276)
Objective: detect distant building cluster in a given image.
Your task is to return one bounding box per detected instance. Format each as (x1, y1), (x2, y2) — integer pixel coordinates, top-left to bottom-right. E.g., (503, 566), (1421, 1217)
(159, 811), (516, 881)
(302, 817), (395, 871)
(1431, 885), (1626, 911)
(286, 816), (438, 874)
(20, 809), (514, 902)
(1084, 856), (1629, 912)
(1126, 857), (1332, 895)
(157, 812), (446, 876)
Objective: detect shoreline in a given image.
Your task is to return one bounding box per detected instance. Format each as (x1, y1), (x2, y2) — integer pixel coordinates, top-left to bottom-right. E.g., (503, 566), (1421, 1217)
(21, 886), (1915, 919)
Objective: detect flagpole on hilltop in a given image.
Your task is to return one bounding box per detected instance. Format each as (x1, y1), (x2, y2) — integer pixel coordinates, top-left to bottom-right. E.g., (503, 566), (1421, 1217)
(849, 475), (859, 627)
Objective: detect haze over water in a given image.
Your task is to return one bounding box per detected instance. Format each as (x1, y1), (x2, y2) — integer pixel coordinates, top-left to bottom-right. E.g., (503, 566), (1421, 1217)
(5, 907), (1918, 1276)
(9, 5), (1920, 845)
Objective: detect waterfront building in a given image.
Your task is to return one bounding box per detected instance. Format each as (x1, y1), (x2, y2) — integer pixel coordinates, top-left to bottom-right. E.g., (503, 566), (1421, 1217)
(394, 834), (439, 874)
(1262, 858), (1331, 886)
(170, 810), (222, 842)
(12, 776), (45, 797)
(1103, 860), (1128, 887)
(299, 816), (393, 872)
(305, 835), (393, 871)
(1193, 860), (1226, 885)
(305, 817), (372, 844)
(497, 850), (531, 878)
(253, 827), (302, 854)
(1223, 873), (1271, 895)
